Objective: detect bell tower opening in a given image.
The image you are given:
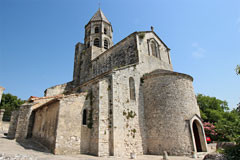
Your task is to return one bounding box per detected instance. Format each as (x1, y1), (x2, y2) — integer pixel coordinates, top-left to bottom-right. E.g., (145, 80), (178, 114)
(84, 8), (113, 50)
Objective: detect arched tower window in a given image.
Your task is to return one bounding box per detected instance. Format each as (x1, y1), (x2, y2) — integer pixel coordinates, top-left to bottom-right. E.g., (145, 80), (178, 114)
(104, 39), (108, 49)
(151, 42), (157, 57)
(129, 77), (136, 100)
(104, 28), (107, 34)
(88, 30), (91, 36)
(94, 38), (100, 47)
(95, 26), (99, 33)
(82, 109), (87, 125)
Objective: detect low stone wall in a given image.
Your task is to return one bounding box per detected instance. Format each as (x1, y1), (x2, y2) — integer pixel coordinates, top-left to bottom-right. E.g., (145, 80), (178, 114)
(15, 104), (32, 141)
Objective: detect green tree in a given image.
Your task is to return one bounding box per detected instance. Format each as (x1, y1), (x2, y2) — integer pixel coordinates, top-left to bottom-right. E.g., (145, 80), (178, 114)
(196, 94), (229, 123)
(0, 93), (25, 121)
(236, 65), (240, 75)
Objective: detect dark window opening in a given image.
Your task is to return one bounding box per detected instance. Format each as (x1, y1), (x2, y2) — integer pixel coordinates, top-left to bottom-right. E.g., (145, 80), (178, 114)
(95, 27), (99, 33)
(104, 28), (107, 34)
(104, 40), (108, 49)
(82, 109), (87, 125)
(94, 38), (100, 47)
(129, 77), (136, 100)
(87, 42), (90, 48)
(151, 42), (157, 57)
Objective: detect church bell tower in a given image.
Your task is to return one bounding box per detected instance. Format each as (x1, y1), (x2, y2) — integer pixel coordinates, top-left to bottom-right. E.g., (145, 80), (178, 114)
(84, 9), (113, 50)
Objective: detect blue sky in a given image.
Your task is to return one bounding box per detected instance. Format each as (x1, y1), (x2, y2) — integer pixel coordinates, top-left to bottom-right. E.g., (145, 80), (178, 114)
(0, 0), (239, 109)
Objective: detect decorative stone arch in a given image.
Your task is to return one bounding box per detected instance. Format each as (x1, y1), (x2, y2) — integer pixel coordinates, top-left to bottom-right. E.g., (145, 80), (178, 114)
(147, 38), (161, 59)
(189, 115), (208, 153)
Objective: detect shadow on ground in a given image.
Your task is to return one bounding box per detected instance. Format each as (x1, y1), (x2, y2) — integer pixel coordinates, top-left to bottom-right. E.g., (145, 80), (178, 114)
(18, 139), (50, 153)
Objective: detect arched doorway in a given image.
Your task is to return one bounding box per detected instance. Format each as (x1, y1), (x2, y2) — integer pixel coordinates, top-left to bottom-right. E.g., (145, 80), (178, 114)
(189, 115), (208, 153)
(193, 120), (202, 152)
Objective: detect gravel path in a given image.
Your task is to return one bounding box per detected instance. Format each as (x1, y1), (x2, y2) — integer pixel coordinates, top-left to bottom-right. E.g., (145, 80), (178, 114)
(0, 133), (204, 160)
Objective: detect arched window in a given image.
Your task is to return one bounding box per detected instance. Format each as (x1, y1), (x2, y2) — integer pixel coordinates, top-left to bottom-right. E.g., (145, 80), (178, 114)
(87, 42), (90, 48)
(104, 39), (108, 49)
(104, 28), (107, 34)
(95, 26), (99, 33)
(82, 109), (87, 125)
(151, 42), (157, 57)
(129, 77), (136, 100)
(94, 38), (100, 47)
(88, 30), (91, 36)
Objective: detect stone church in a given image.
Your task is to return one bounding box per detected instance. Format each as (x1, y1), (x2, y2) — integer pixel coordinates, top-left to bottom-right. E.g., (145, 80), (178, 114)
(8, 9), (208, 157)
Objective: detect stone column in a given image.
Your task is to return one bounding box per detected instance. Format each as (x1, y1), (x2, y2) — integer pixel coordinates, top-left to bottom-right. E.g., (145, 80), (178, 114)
(0, 86), (5, 103)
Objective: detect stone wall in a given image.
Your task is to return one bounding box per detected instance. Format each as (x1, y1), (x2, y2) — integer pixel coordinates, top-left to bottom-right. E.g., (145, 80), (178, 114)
(54, 93), (90, 155)
(111, 66), (146, 157)
(15, 104), (32, 141)
(73, 42), (85, 83)
(32, 101), (60, 152)
(74, 33), (139, 86)
(44, 81), (74, 97)
(143, 70), (201, 156)
(98, 79), (110, 156)
(136, 32), (173, 73)
(7, 110), (19, 139)
(91, 34), (139, 81)
(78, 77), (112, 156)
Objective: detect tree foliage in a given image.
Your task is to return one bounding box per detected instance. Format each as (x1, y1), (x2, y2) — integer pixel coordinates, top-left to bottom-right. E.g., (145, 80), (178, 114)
(197, 94), (229, 123)
(0, 93), (25, 121)
(197, 94), (240, 143)
(236, 65), (240, 75)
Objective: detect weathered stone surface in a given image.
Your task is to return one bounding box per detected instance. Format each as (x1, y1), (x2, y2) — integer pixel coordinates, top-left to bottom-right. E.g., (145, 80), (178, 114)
(143, 70), (206, 156)
(15, 104), (32, 141)
(44, 81), (74, 97)
(32, 101), (59, 152)
(54, 94), (89, 155)
(7, 110), (19, 139)
(11, 9), (207, 158)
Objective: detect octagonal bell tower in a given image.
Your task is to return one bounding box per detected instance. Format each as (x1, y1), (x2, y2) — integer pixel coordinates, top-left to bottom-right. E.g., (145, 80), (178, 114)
(84, 8), (113, 50)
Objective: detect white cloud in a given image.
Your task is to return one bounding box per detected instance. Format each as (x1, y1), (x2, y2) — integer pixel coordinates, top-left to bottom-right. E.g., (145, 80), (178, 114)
(192, 42), (206, 59)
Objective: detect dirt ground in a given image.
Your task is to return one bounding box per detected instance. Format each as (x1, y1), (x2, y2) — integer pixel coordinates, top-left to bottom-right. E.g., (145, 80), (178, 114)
(0, 133), (207, 160)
